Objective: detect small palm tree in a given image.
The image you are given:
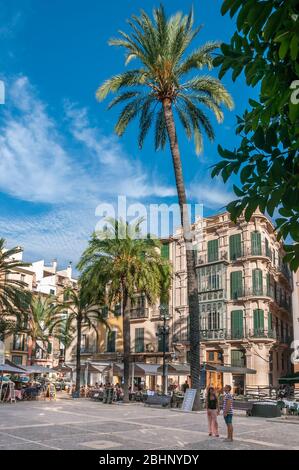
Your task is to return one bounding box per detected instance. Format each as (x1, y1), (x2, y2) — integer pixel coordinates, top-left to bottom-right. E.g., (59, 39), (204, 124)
(21, 294), (58, 365)
(0, 238), (30, 316)
(78, 218), (171, 402)
(50, 287), (107, 393)
(96, 6), (233, 387)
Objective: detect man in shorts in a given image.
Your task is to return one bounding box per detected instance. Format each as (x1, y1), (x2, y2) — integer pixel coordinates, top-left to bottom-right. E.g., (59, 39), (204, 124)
(223, 384), (233, 442)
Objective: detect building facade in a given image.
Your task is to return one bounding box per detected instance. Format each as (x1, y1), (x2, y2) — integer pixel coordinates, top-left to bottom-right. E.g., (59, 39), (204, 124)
(169, 211), (294, 392)
(292, 269), (299, 374)
(3, 252), (77, 368)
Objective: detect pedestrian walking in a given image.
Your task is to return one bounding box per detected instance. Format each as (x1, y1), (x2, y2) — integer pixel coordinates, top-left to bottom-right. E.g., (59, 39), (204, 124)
(206, 386), (220, 437)
(223, 385), (234, 442)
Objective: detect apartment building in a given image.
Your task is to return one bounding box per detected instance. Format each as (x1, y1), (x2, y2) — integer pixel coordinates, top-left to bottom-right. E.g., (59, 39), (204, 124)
(169, 211), (294, 392)
(292, 270), (299, 374)
(66, 291), (173, 388)
(3, 251), (77, 368)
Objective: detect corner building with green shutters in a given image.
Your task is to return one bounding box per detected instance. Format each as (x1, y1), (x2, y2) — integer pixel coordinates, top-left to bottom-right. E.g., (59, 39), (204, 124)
(169, 211), (294, 392)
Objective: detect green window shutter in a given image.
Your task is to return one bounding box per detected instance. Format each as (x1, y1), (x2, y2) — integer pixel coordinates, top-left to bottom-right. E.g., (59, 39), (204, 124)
(253, 309), (264, 336)
(265, 238), (271, 258)
(135, 328), (144, 353)
(107, 331), (116, 353)
(251, 231), (262, 256)
(268, 312), (273, 333)
(231, 350), (244, 367)
(208, 239), (219, 262)
(230, 271), (243, 299)
(101, 305), (109, 319)
(266, 272), (271, 297)
(229, 234), (242, 261)
(252, 269), (263, 295)
(231, 310), (243, 339)
(161, 244), (169, 260)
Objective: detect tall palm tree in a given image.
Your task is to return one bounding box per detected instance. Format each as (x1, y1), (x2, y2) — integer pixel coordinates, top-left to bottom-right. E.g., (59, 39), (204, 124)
(21, 294), (58, 365)
(78, 218), (171, 402)
(50, 287), (107, 393)
(96, 6), (234, 388)
(0, 238), (30, 316)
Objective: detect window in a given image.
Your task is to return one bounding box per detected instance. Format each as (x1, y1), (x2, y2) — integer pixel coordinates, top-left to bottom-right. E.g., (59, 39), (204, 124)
(101, 305), (109, 318)
(268, 312), (273, 333)
(20, 274), (25, 283)
(208, 306), (220, 330)
(161, 244), (169, 260)
(207, 239), (219, 262)
(13, 334), (25, 351)
(229, 234), (242, 261)
(81, 334), (88, 352)
(50, 289), (55, 295)
(266, 272), (271, 297)
(252, 269), (263, 295)
(265, 238), (271, 258)
(12, 355), (23, 365)
(253, 309), (264, 336)
(231, 310), (243, 339)
(231, 350), (245, 367)
(107, 331), (116, 353)
(208, 351), (215, 362)
(251, 231), (262, 256)
(230, 271), (243, 299)
(135, 328), (144, 353)
(198, 265), (222, 293)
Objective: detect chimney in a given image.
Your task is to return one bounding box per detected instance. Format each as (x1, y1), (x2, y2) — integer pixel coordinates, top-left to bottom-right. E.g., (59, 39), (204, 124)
(67, 261), (72, 279)
(52, 259), (57, 272)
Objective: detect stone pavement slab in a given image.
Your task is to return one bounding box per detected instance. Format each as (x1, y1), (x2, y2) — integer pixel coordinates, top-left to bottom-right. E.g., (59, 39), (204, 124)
(0, 397), (298, 450)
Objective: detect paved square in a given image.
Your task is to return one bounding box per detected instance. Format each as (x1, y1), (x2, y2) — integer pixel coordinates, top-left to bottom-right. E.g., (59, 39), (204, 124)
(0, 396), (298, 450)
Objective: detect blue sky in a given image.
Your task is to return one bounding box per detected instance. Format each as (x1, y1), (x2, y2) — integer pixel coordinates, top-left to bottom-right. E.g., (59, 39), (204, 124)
(0, 0), (257, 269)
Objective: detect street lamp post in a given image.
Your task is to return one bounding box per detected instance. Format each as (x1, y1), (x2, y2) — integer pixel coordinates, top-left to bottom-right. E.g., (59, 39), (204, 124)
(157, 304), (170, 395)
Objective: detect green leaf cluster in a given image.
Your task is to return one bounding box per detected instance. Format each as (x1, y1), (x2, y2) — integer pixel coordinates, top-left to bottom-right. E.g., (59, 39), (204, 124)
(212, 0), (299, 270)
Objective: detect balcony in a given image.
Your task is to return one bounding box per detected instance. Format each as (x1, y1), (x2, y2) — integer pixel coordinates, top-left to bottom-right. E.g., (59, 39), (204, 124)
(231, 287), (272, 301)
(230, 245), (273, 262)
(72, 345), (97, 355)
(172, 328), (292, 344)
(130, 308), (149, 320)
(200, 329), (226, 340)
(197, 251), (229, 266)
(276, 264), (291, 281)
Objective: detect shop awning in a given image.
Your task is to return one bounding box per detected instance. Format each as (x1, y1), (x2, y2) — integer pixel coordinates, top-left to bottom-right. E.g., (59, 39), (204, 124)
(0, 364), (28, 374)
(23, 365), (56, 374)
(135, 363), (160, 376)
(88, 362), (110, 373)
(5, 359), (27, 372)
(159, 363), (190, 375)
(206, 364), (256, 375)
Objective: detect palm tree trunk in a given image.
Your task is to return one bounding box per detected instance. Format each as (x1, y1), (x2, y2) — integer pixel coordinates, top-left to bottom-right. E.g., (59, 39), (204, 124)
(163, 98), (200, 389)
(75, 316), (82, 393)
(122, 287), (130, 403)
(27, 338), (36, 366)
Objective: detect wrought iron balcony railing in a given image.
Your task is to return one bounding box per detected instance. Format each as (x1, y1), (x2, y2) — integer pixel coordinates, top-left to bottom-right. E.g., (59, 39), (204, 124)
(130, 308), (149, 319)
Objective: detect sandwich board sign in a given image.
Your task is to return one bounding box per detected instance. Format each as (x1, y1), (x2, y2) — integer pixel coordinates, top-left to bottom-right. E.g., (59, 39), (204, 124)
(181, 389), (197, 412)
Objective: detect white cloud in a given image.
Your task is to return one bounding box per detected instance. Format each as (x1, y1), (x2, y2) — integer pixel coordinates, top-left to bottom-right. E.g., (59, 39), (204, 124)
(0, 76), (233, 266)
(189, 176), (234, 210)
(0, 77), (175, 204)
